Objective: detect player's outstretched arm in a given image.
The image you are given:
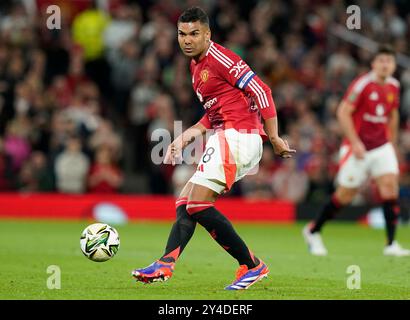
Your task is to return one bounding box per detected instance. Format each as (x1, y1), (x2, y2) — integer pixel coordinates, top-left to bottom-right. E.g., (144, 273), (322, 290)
(164, 121), (208, 165)
(264, 116), (296, 158)
(239, 73), (295, 158)
(337, 100), (366, 159)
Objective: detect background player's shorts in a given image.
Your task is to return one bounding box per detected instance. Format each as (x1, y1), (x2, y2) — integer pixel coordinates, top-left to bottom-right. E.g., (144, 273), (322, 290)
(189, 128), (263, 194)
(336, 142), (399, 188)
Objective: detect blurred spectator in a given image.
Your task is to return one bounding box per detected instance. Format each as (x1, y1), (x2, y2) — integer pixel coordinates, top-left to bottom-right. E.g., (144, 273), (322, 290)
(0, 2), (32, 47)
(241, 145), (277, 200)
(147, 93), (176, 194)
(171, 164), (195, 197)
(71, 1), (111, 97)
(104, 4), (141, 52)
(271, 158), (309, 202)
(63, 82), (101, 135)
(4, 117), (31, 171)
(88, 119), (122, 159)
(371, 2), (406, 39)
(303, 153), (334, 203)
(106, 38), (139, 116)
(55, 135), (89, 193)
(71, 3), (110, 61)
(0, 137), (14, 190)
(87, 145), (123, 193)
(18, 151), (54, 192)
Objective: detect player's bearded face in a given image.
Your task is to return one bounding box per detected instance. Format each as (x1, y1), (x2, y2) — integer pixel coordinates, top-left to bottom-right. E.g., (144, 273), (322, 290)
(177, 21), (210, 58)
(372, 54), (396, 79)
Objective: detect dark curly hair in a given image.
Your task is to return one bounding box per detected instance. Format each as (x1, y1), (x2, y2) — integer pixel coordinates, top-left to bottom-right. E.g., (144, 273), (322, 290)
(177, 7), (209, 26)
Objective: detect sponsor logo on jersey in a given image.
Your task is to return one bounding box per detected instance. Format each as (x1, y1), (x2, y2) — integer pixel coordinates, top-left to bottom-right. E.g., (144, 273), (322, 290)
(229, 60), (248, 78)
(203, 97), (217, 109)
(363, 104), (387, 123)
(200, 69), (209, 82)
(375, 103), (385, 116)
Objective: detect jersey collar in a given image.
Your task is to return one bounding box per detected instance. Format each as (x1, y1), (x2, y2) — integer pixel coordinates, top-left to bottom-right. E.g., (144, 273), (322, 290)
(192, 41), (213, 65)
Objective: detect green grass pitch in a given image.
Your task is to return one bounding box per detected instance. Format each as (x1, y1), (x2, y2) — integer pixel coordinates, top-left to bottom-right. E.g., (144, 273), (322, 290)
(1, 219), (410, 300)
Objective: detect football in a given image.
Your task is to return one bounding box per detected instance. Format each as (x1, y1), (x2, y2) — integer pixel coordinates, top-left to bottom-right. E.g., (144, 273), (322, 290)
(80, 223), (120, 262)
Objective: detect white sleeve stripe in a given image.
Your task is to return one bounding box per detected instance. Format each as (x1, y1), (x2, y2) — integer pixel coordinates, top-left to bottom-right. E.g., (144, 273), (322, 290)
(210, 47), (233, 66)
(248, 82), (264, 107)
(205, 41), (213, 56)
(210, 47), (231, 66)
(251, 79), (269, 107)
(248, 81), (266, 108)
(351, 73), (372, 94)
(249, 81), (266, 109)
(250, 79), (269, 108)
(210, 47), (232, 68)
(211, 46), (234, 64)
(209, 51), (230, 68)
(256, 80), (269, 107)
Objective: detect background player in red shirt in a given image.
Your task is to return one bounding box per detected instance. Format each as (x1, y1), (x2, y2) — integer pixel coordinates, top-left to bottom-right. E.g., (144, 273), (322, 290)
(303, 45), (410, 257)
(132, 7), (295, 290)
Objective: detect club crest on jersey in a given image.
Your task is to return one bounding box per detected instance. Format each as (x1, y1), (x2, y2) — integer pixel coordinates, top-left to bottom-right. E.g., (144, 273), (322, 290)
(200, 69), (209, 82)
(387, 93), (394, 104)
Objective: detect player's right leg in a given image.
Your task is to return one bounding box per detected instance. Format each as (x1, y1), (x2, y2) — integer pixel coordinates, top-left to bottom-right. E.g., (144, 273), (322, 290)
(376, 174), (410, 256)
(132, 182), (196, 283)
(185, 129), (268, 289)
(303, 145), (365, 256)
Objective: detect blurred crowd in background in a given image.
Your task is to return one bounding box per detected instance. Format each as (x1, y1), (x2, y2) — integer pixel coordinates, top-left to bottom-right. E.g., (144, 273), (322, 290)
(0, 0), (410, 205)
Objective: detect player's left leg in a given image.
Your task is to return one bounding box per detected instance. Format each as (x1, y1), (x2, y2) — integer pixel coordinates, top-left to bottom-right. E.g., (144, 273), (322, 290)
(370, 142), (409, 256)
(186, 183), (268, 290)
(375, 173), (410, 256)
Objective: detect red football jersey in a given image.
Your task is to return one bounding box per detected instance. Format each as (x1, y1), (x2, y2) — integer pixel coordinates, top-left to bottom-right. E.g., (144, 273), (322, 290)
(190, 41), (276, 139)
(342, 71), (400, 150)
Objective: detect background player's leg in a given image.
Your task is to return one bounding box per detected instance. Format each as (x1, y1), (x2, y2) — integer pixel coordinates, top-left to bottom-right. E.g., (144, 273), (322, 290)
(186, 183), (259, 269)
(310, 186), (358, 233)
(304, 186), (359, 256)
(160, 182), (197, 263)
(374, 174), (400, 246)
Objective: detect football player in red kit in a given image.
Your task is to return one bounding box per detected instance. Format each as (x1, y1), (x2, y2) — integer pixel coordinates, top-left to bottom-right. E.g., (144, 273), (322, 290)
(303, 45), (410, 257)
(132, 7), (295, 290)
